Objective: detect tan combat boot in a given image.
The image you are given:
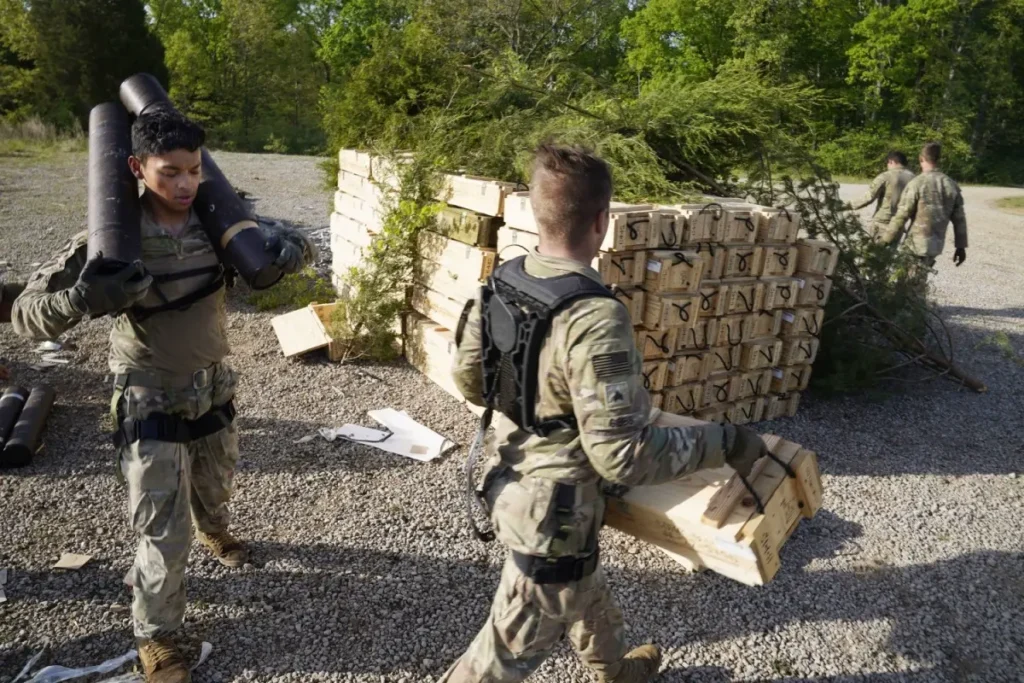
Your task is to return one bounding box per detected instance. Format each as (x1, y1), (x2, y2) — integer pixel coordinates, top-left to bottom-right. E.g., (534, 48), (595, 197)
(137, 637), (191, 683)
(601, 644), (663, 683)
(195, 529), (249, 568)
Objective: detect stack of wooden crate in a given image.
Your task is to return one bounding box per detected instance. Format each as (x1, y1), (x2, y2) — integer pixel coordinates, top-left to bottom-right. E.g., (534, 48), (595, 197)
(635, 202), (835, 424)
(331, 150), (385, 296)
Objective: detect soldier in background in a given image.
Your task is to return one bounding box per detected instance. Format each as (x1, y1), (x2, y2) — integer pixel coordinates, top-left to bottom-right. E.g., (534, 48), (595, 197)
(443, 145), (765, 683)
(882, 142), (968, 270)
(851, 150), (915, 238)
(11, 110), (314, 683)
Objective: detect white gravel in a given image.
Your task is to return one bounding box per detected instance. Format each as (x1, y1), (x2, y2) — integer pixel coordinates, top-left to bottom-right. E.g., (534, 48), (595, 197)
(1, 153), (1022, 682)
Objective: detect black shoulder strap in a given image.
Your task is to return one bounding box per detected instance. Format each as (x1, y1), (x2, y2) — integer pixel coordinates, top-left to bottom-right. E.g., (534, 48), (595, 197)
(131, 270), (226, 323)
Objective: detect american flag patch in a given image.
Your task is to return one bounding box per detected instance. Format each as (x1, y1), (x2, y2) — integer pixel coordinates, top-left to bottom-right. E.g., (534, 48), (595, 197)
(592, 351), (630, 380)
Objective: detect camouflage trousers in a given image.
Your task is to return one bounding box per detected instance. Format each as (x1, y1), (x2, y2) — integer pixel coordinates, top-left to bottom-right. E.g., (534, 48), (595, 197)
(114, 362), (239, 639)
(438, 554), (627, 683)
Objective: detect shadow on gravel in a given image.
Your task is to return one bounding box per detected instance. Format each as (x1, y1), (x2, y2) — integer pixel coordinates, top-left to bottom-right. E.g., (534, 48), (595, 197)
(3, 504), (1018, 682)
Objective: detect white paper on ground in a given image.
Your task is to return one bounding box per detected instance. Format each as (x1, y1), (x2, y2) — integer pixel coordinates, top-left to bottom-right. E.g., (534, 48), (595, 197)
(24, 649), (137, 683)
(320, 410), (454, 463)
(52, 553), (92, 570)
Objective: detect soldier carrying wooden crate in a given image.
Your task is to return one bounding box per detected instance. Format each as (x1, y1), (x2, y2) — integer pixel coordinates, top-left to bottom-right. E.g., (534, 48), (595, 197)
(443, 145), (765, 683)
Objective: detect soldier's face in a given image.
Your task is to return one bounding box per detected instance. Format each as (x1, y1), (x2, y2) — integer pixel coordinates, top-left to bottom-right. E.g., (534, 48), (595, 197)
(129, 148), (202, 214)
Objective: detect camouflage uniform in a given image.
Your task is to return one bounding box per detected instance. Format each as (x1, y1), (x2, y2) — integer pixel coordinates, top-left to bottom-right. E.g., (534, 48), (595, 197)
(852, 166), (915, 238)
(11, 206), (314, 640)
(442, 250), (731, 682)
(881, 169), (969, 268)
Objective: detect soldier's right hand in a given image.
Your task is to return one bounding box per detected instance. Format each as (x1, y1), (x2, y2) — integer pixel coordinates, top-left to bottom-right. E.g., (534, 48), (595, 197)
(723, 424), (765, 478)
(68, 256), (152, 316)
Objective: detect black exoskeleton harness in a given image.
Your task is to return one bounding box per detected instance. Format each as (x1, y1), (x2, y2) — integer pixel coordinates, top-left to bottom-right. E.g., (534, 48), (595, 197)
(459, 257), (616, 582)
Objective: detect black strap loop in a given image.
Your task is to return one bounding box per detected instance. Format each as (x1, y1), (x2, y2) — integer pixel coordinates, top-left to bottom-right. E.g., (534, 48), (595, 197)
(114, 400), (236, 448)
(673, 301), (692, 322)
(512, 548), (599, 585)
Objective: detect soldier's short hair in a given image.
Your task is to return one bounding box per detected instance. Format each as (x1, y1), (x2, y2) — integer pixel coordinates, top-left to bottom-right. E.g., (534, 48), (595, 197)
(921, 142), (942, 165)
(530, 144), (612, 245)
(887, 150), (908, 166)
(131, 109), (205, 161)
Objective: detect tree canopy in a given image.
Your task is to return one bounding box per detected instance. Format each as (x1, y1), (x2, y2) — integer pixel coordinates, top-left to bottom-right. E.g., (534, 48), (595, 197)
(1, 0), (1022, 183)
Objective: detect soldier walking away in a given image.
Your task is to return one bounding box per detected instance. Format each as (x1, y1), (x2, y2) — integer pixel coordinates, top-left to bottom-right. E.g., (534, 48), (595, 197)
(10, 110), (315, 683)
(850, 150), (915, 238)
(881, 142), (968, 272)
(442, 145), (765, 683)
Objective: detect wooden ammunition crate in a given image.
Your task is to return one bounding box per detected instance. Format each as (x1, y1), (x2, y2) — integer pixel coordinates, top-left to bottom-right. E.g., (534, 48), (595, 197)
(696, 404), (729, 423)
(496, 226), (539, 257)
(646, 211), (685, 249)
(697, 282), (729, 318)
(747, 310), (784, 339)
(781, 308), (824, 338)
(720, 205), (759, 244)
(781, 336), (821, 366)
(741, 338), (784, 371)
(599, 251), (647, 287)
(676, 318), (719, 352)
(338, 170), (383, 204)
(650, 392), (664, 411)
(644, 293), (700, 330)
(704, 346), (742, 375)
(413, 259), (483, 303)
(704, 373), (739, 407)
(764, 393), (802, 420)
(410, 286), (469, 333)
(614, 287), (646, 326)
(797, 239), (840, 276)
(755, 207), (801, 244)
(723, 246), (764, 279)
(693, 243), (726, 280)
(335, 191), (384, 231)
(644, 250), (704, 294)
(771, 364), (812, 394)
(440, 175), (518, 216)
(642, 360), (670, 393)
(723, 279), (765, 316)
(669, 353), (705, 386)
(736, 369), (772, 399)
(762, 277), (800, 310)
(418, 231), (497, 284)
(761, 245), (800, 278)
(636, 328), (679, 360)
(664, 382), (703, 414)
(338, 149), (373, 177)
(795, 274), (833, 307)
(404, 313), (484, 417)
(715, 315), (749, 347)
(730, 397), (766, 425)
(676, 204), (726, 243)
(437, 207), (500, 248)
(605, 417), (822, 585)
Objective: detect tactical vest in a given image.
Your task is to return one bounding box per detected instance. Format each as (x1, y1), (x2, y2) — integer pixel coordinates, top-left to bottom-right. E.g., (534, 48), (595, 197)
(131, 250), (229, 323)
(469, 255), (617, 434)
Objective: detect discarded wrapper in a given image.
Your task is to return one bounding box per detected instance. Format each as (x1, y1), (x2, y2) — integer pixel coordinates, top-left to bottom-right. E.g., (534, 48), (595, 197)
(320, 408), (454, 462)
(52, 553), (92, 570)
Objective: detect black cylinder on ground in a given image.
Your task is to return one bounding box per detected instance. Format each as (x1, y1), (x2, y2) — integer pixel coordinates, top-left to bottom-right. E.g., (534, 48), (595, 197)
(0, 386), (29, 449)
(87, 102), (142, 269)
(1, 385), (55, 468)
(118, 73), (283, 290)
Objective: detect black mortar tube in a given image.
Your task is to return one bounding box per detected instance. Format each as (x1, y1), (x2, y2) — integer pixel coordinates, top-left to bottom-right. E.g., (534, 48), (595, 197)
(119, 73), (283, 289)
(87, 102), (142, 269)
(1, 385), (54, 468)
(0, 386), (29, 450)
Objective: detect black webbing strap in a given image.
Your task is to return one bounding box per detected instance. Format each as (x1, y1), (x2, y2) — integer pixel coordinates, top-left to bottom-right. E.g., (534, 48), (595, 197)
(735, 449), (799, 514)
(512, 548), (600, 585)
(114, 400), (236, 447)
(131, 270), (226, 322)
(455, 298), (475, 347)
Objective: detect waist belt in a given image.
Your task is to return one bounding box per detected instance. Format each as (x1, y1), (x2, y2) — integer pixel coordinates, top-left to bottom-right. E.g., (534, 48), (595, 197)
(512, 548), (600, 585)
(114, 366), (216, 392)
(114, 400), (236, 447)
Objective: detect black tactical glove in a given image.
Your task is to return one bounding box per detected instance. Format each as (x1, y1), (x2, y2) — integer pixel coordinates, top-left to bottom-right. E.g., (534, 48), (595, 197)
(68, 256), (152, 316)
(723, 424), (765, 478)
(953, 248), (966, 267)
(268, 235), (305, 275)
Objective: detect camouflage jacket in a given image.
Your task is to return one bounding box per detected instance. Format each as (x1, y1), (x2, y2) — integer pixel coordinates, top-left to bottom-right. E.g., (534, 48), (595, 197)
(882, 170), (968, 257)
(453, 250), (730, 558)
(12, 199), (314, 375)
(853, 166), (915, 225)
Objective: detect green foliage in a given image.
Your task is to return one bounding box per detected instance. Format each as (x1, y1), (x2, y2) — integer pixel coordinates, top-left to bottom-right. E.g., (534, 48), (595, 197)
(0, 116), (85, 157)
(995, 196), (1024, 213)
(247, 267), (336, 312)
(977, 332), (1024, 368)
(0, 0), (167, 128)
(325, 151), (445, 362)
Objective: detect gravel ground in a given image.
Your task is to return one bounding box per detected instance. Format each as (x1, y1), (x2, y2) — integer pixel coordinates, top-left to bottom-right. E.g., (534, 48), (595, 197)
(1, 151), (1022, 683)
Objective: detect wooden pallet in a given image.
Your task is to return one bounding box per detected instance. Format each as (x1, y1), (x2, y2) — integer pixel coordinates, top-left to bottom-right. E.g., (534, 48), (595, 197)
(605, 415), (822, 585)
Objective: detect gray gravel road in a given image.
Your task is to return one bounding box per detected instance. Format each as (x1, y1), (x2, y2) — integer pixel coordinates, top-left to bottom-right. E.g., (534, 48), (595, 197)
(1, 152), (1022, 683)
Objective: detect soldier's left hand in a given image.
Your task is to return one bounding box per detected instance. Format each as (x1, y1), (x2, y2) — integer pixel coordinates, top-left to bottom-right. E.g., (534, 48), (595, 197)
(953, 248), (966, 267)
(266, 235), (305, 274)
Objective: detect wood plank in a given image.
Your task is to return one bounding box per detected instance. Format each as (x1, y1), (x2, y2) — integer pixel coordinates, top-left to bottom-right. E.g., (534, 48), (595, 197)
(337, 170), (383, 204)
(271, 306), (331, 357)
(702, 457), (771, 528)
(440, 175), (518, 216)
(334, 191), (384, 231)
(418, 230), (497, 283)
(338, 149), (373, 177)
